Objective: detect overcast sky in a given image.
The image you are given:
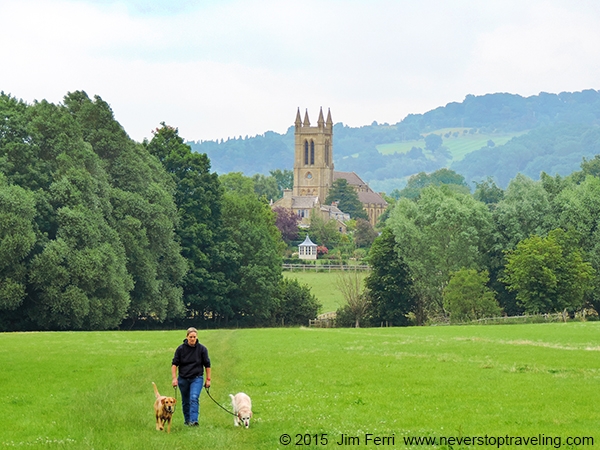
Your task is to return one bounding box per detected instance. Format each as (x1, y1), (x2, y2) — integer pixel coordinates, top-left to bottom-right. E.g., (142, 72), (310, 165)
(2, 0), (600, 143)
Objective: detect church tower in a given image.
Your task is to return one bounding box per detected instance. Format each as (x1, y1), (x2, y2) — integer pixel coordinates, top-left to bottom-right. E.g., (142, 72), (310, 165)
(293, 107), (334, 201)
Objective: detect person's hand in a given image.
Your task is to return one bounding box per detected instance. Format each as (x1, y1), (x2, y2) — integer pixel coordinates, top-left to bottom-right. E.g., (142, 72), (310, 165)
(204, 378), (211, 388)
(172, 377), (178, 387)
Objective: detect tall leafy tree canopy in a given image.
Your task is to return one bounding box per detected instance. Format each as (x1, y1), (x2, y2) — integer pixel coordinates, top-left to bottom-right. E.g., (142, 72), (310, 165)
(387, 185), (494, 319)
(145, 124), (234, 322)
(390, 168), (469, 200)
(443, 269), (501, 323)
(0, 92), (187, 330)
(502, 229), (595, 314)
(365, 227), (416, 326)
(221, 191), (284, 325)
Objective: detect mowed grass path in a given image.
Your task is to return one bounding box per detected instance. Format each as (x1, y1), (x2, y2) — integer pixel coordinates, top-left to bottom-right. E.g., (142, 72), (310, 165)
(2, 323), (599, 449)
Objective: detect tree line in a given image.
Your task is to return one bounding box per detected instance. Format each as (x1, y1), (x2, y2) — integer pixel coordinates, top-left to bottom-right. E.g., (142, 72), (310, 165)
(0, 92), (317, 331)
(4, 90), (600, 331)
(189, 90), (600, 191)
(354, 163), (600, 326)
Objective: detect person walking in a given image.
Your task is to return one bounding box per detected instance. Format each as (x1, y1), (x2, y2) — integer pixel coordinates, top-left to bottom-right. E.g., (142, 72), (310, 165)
(171, 327), (211, 426)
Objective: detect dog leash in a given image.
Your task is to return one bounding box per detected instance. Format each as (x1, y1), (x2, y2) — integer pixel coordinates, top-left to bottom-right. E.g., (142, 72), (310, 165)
(173, 386), (178, 412)
(204, 387), (237, 417)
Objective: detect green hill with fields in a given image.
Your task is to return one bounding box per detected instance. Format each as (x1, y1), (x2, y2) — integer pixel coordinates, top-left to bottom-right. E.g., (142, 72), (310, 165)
(190, 89), (600, 191)
(377, 128), (526, 162)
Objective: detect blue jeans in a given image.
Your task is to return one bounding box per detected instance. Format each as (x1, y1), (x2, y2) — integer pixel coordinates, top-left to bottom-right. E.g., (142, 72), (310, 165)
(178, 376), (204, 424)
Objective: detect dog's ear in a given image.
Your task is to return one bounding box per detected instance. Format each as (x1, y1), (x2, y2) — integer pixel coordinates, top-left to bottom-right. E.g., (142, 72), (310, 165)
(161, 398), (166, 405)
(172, 398), (177, 404)
(250, 411), (253, 417)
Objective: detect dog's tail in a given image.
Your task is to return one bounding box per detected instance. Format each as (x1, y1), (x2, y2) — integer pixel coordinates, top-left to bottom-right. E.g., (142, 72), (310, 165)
(152, 382), (160, 399)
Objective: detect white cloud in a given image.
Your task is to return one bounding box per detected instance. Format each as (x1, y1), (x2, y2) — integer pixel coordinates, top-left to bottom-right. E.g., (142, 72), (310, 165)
(1, 0), (600, 142)
(466, 2), (600, 96)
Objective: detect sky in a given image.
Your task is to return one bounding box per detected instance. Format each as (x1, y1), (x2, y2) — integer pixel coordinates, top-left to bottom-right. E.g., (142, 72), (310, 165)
(2, 0), (600, 143)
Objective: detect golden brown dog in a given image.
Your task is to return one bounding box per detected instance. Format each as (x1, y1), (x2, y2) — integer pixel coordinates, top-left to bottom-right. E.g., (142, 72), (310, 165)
(153, 382), (177, 433)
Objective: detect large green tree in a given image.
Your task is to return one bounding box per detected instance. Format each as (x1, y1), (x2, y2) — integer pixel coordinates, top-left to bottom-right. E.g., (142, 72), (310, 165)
(390, 168), (469, 200)
(488, 174), (559, 315)
(269, 169), (293, 198)
(502, 229), (595, 314)
(274, 278), (321, 326)
(325, 178), (368, 220)
(365, 227), (416, 325)
(65, 94), (187, 323)
(0, 176), (36, 315)
(387, 185), (493, 320)
(221, 191), (284, 325)
(473, 176), (504, 207)
(0, 92), (187, 330)
(252, 173), (279, 201)
(219, 172), (255, 194)
(551, 176), (600, 314)
(308, 212), (341, 248)
(22, 99), (133, 329)
(443, 269), (501, 323)
(493, 174), (556, 251)
(354, 218), (378, 248)
(146, 124), (233, 322)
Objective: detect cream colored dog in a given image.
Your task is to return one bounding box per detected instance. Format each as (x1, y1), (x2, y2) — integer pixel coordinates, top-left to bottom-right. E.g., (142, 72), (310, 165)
(229, 392), (252, 428)
(153, 382), (177, 433)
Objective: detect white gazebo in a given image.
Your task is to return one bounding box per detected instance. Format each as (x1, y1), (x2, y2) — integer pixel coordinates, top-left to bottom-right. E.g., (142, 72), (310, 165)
(298, 235), (318, 260)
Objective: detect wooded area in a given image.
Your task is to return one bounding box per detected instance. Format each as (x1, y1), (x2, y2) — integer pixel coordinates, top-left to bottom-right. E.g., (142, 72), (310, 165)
(189, 90), (600, 191)
(0, 92), (317, 331)
(3, 90), (600, 330)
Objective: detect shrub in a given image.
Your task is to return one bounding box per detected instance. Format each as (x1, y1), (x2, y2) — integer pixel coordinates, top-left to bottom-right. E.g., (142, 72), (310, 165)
(274, 278), (322, 326)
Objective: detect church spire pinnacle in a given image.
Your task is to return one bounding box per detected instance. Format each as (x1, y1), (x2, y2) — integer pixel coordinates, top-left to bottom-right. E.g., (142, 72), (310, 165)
(303, 109), (310, 127)
(295, 107), (302, 128)
(326, 108), (333, 129)
(317, 107), (325, 128)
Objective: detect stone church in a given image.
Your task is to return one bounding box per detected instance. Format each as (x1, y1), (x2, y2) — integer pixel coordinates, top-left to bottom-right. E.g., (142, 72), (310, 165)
(273, 107), (387, 227)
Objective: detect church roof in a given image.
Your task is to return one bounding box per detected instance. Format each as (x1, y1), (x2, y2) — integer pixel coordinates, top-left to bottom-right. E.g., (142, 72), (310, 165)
(334, 171), (366, 186)
(320, 204), (344, 214)
(292, 196), (319, 209)
(357, 190), (388, 206)
(333, 171), (388, 206)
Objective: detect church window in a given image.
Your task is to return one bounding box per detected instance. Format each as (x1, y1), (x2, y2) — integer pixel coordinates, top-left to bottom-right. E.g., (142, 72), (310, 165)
(325, 140), (330, 165)
(304, 141), (309, 165)
(310, 140), (315, 165)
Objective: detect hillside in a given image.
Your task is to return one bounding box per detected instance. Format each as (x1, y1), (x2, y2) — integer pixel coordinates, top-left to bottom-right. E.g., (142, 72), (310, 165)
(188, 89), (600, 191)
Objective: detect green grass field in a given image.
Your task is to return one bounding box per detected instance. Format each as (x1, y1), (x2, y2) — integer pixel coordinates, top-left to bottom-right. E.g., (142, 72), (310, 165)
(283, 271), (346, 314)
(376, 128), (526, 162)
(2, 323), (599, 449)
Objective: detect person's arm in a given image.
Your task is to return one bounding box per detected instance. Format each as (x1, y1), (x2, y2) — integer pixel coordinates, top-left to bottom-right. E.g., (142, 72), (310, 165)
(171, 364), (178, 386)
(204, 367), (211, 388)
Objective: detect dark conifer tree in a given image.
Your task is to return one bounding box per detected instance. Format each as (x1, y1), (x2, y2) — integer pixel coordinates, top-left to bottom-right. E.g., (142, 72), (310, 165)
(365, 228), (417, 326)
(325, 178), (368, 220)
